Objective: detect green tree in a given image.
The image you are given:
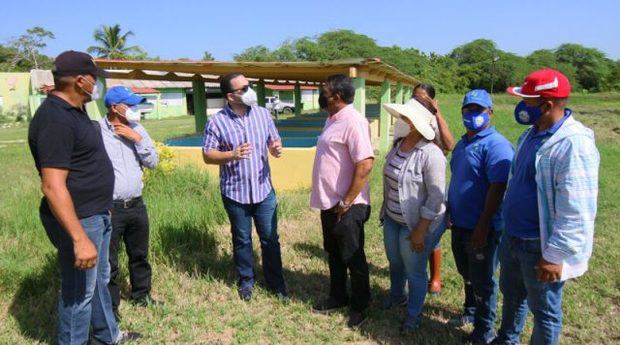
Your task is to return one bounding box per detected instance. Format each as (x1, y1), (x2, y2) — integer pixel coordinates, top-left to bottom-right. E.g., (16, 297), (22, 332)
(202, 51), (215, 61)
(8, 26), (55, 69)
(555, 43), (611, 91)
(233, 45), (275, 61)
(87, 24), (142, 59)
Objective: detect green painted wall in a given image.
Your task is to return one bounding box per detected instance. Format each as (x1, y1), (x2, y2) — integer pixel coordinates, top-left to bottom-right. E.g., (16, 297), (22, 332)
(141, 88), (188, 120)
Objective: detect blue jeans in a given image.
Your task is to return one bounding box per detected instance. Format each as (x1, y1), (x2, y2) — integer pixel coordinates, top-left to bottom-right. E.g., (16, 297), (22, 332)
(383, 215), (445, 321)
(496, 235), (565, 345)
(222, 190), (286, 293)
(451, 226), (501, 342)
(41, 209), (120, 345)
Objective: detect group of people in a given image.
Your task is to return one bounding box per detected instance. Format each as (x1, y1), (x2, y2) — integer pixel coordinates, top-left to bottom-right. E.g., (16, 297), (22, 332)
(28, 50), (599, 345)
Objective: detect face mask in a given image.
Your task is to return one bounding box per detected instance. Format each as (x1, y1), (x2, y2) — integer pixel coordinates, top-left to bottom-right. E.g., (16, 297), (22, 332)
(125, 105), (141, 121)
(240, 87), (257, 106)
(393, 118), (412, 138)
(81, 78), (103, 102)
(318, 90), (329, 109)
(462, 111), (490, 131)
(514, 100), (546, 125)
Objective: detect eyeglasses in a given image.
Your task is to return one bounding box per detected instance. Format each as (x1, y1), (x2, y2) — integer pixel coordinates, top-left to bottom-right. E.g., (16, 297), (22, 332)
(230, 83), (252, 94)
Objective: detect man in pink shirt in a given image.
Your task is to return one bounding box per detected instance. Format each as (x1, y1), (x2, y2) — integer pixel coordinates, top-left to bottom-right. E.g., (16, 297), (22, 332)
(310, 74), (375, 328)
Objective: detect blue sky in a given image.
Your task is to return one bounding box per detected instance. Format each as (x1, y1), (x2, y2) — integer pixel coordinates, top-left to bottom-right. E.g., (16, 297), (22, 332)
(3, 0), (619, 60)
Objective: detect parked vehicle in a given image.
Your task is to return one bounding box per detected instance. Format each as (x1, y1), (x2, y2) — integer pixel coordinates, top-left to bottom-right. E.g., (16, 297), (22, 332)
(265, 96), (295, 115)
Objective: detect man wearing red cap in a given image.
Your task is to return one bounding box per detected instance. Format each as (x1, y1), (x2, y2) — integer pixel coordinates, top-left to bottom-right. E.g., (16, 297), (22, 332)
(494, 69), (600, 345)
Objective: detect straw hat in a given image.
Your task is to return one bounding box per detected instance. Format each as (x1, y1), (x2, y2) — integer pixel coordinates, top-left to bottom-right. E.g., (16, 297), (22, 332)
(382, 98), (436, 141)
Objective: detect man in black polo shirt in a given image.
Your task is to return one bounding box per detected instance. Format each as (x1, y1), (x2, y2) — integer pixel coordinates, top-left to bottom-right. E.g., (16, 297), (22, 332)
(28, 51), (139, 345)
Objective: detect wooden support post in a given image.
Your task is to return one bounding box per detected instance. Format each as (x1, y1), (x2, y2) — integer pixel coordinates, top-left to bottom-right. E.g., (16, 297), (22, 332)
(256, 79), (266, 107)
(294, 82), (302, 116)
(395, 82), (404, 105)
(379, 79), (391, 151)
(192, 79), (207, 133)
(353, 77), (366, 116)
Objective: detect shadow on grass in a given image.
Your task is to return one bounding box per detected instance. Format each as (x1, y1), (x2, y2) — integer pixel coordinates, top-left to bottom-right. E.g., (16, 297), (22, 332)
(9, 254), (58, 344)
(293, 242), (391, 278)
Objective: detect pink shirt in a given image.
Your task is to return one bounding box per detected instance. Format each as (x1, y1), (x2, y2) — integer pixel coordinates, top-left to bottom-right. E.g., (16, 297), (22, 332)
(310, 104), (375, 210)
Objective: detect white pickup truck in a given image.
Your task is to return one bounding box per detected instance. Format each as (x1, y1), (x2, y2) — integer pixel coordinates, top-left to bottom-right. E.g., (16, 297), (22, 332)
(264, 96), (295, 115)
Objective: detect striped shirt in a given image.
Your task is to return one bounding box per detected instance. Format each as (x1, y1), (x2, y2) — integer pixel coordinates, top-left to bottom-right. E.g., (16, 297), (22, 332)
(203, 104), (281, 204)
(383, 147), (412, 224)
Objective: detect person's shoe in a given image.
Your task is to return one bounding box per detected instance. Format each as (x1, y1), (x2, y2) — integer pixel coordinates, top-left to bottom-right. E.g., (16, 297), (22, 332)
(462, 332), (491, 345)
(311, 297), (348, 314)
(131, 295), (162, 307)
(400, 315), (419, 334)
(238, 287), (253, 302)
(380, 294), (407, 310)
(448, 313), (475, 327)
(276, 291), (290, 304)
(346, 310), (368, 329)
(116, 331), (143, 344)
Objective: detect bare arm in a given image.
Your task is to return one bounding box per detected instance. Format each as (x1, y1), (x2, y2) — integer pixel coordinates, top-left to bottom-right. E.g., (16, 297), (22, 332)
(435, 110), (455, 151)
(203, 143), (251, 165)
(41, 167), (97, 270)
(343, 158), (374, 205)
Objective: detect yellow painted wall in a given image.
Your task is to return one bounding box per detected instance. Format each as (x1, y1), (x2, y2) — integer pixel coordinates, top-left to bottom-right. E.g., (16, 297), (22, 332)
(171, 146), (317, 191)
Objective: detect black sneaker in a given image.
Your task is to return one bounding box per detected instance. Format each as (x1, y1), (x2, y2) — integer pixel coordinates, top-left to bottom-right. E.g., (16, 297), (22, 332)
(238, 287), (253, 302)
(311, 297), (348, 314)
(346, 311), (368, 329)
(130, 295), (162, 307)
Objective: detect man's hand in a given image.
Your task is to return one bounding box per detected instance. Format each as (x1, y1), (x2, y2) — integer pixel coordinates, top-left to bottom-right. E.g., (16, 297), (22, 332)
(410, 228), (426, 253)
(113, 123), (142, 143)
(73, 236), (98, 270)
(535, 258), (563, 283)
(231, 143), (252, 160)
(334, 202), (352, 222)
(268, 140), (283, 158)
(471, 224), (490, 250)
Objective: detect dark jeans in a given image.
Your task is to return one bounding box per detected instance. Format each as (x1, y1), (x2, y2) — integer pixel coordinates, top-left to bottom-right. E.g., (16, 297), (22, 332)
(320, 204), (371, 313)
(41, 206), (119, 345)
(108, 197), (152, 312)
(495, 235), (565, 345)
(222, 190), (286, 293)
(451, 226), (501, 342)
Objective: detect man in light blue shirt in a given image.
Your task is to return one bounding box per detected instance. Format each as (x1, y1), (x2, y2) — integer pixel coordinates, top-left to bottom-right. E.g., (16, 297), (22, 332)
(99, 86), (159, 321)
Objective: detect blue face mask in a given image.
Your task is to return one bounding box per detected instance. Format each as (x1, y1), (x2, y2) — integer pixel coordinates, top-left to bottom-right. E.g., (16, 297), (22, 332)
(462, 111), (490, 131)
(514, 100), (546, 125)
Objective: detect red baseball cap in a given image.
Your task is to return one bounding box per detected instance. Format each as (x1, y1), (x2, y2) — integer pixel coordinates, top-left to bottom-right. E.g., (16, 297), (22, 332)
(506, 69), (571, 98)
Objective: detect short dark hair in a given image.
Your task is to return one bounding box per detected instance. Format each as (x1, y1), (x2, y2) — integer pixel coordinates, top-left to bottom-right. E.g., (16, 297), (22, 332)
(53, 74), (75, 91)
(413, 83), (436, 99)
(325, 74), (355, 104)
(219, 73), (243, 95)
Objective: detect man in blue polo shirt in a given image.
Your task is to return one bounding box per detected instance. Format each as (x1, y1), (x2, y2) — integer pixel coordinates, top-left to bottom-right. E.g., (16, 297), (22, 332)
(448, 89), (514, 344)
(494, 70), (599, 345)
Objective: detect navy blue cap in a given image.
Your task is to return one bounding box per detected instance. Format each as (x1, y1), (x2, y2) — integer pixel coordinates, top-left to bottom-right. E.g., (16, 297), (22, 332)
(104, 86), (146, 108)
(462, 89), (493, 109)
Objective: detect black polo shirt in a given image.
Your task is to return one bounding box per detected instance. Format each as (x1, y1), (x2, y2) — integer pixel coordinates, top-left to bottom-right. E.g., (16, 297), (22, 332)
(28, 94), (114, 218)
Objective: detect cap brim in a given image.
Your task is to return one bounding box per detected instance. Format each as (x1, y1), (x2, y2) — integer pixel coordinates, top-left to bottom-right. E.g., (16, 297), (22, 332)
(506, 86), (540, 98)
(122, 94), (146, 106)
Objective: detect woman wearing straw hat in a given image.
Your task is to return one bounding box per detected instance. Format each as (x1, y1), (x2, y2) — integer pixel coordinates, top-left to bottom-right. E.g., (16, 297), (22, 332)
(379, 98), (447, 333)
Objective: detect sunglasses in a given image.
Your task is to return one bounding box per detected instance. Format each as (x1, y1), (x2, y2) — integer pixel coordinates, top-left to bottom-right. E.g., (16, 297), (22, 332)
(230, 83), (252, 94)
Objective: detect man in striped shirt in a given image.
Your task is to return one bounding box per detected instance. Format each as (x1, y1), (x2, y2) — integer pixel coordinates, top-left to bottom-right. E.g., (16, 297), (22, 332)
(202, 73), (287, 302)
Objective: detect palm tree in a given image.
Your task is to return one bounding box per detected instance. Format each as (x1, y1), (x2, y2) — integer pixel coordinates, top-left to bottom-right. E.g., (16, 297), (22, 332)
(87, 24), (141, 59)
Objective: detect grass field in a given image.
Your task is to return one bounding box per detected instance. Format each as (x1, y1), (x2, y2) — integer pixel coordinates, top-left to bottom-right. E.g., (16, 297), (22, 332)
(0, 93), (619, 344)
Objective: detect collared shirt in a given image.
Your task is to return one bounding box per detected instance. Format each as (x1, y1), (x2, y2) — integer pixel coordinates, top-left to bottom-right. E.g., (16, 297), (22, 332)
(203, 104), (280, 204)
(503, 110), (572, 238)
(28, 94), (114, 218)
(310, 104), (374, 210)
(448, 126), (514, 231)
(99, 117), (158, 200)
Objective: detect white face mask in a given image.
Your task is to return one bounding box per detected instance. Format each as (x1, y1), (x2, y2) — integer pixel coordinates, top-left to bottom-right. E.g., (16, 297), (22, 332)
(241, 87), (258, 106)
(393, 118), (412, 138)
(82, 78), (103, 101)
(125, 105), (141, 121)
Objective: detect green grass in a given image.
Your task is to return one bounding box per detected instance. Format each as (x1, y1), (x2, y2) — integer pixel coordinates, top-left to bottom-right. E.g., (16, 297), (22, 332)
(1, 95), (619, 344)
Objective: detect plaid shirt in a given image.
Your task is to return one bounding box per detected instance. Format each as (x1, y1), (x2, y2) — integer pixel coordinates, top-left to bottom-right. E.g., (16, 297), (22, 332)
(511, 115), (599, 280)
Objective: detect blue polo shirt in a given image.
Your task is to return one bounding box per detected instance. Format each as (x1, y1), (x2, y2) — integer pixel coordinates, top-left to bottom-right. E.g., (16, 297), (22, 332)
(448, 126), (514, 231)
(503, 110), (572, 238)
